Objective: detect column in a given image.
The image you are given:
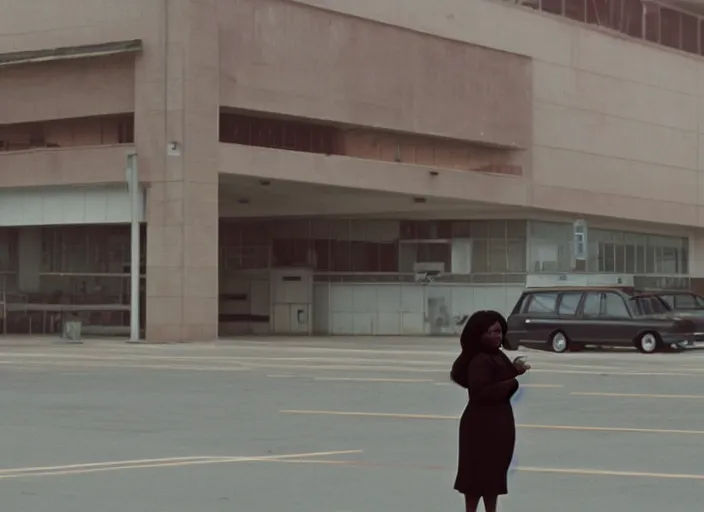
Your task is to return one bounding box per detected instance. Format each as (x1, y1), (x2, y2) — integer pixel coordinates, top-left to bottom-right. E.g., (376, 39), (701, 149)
(135, 0), (219, 342)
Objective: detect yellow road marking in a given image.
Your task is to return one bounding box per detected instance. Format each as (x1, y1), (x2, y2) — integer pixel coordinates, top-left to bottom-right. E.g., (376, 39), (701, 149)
(0, 450), (363, 480)
(280, 410), (704, 435)
(572, 392), (704, 400)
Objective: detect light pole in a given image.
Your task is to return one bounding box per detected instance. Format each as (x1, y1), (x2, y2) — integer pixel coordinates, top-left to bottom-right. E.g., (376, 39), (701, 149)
(125, 152), (141, 342)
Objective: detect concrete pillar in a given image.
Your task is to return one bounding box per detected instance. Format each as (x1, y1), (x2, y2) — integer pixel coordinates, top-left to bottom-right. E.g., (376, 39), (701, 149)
(135, 0), (219, 342)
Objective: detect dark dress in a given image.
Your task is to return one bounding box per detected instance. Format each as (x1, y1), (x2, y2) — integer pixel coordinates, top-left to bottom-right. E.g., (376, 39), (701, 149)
(454, 349), (519, 497)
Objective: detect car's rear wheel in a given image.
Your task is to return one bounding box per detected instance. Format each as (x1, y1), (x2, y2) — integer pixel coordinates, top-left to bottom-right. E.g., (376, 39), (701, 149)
(636, 332), (661, 354)
(549, 331), (570, 353)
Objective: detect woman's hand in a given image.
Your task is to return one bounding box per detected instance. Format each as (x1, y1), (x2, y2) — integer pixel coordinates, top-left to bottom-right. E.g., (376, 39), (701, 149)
(513, 357), (531, 375)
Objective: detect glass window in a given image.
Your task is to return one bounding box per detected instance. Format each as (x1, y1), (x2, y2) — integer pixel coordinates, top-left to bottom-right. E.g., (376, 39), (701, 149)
(599, 243), (616, 272)
(623, 0), (644, 38)
(633, 297), (669, 315)
(673, 294), (700, 309)
(525, 293), (558, 314)
(488, 220), (507, 238)
(565, 0), (586, 22)
(582, 292), (601, 316)
(507, 240), (527, 272)
(682, 12), (699, 54)
(615, 245), (626, 273)
(529, 221), (571, 240)
(471, 239), (488, 273)
(541, 0), (564, 16)
(603, 292), (630, 318)
(659, 294), (675, 308)
(660, 7), (682, 50)
(488, 239), (508, 272)
(558, 292), (582, 316)
(506, 220), (527, 239)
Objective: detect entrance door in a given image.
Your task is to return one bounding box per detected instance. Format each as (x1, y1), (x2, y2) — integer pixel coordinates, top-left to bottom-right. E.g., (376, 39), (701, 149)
(270, 268), (313, 334)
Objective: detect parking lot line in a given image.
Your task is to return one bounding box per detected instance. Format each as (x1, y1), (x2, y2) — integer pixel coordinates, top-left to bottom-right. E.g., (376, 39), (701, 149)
(0, 450), (363, 480)
(280, 409), (704, 435)
(572, 391), (704, 400)
(265, 459), (704, 481)
(313, 377), (434, 383)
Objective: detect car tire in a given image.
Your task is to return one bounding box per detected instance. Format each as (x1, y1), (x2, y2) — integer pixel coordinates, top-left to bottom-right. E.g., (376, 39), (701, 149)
(549, 331), (570, 353)
(636, 332), (661, 354)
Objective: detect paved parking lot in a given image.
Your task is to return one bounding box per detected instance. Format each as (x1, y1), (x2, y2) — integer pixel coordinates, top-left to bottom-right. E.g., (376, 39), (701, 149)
(0, 337), (703, 511)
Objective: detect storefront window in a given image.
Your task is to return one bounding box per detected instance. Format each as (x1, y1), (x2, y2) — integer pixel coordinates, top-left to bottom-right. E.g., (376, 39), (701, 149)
(528, 222), (689, 275)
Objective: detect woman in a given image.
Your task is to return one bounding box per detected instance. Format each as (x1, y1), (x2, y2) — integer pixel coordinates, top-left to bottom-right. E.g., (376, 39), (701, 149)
(451, 310), (530, 512)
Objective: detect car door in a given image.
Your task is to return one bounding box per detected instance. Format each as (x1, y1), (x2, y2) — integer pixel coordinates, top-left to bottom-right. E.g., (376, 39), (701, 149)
(554, 291), (583, 340)
(599, 292), (636, 345)
(572, 291), (601, 343)
(521, 291), (559, 343)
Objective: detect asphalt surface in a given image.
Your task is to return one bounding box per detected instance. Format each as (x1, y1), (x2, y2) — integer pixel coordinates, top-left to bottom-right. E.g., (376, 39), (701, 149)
(0, 337), (703, 511)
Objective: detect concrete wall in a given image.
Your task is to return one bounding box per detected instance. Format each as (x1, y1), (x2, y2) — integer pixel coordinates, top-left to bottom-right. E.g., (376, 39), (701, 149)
(0, 57), (135, 124)
(0, 146), (134, 188)
(337, 130), (524, 175)
(280, 0), (704, 227)
(217, 0), (532, 149)
(1, 0), (221, 342)
(0, 0), (147, 52)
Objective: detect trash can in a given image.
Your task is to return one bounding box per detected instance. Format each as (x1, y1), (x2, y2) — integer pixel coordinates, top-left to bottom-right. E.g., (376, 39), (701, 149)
(63, 319), (83, 343)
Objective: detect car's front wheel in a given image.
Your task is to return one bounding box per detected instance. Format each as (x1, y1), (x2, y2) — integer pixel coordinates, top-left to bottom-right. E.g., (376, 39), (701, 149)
(636, 332), (661, 354)
(549, 331), (570, 353)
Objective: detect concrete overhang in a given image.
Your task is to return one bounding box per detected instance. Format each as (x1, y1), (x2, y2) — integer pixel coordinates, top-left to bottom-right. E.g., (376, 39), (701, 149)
(217, 144), (531, 211)
(218, 174), (527, 219)
(0, 39), (143, 69)
(662, 0), (704, 15)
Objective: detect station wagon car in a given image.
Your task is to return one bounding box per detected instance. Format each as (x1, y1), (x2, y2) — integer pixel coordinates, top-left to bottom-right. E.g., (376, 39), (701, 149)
(649, 291), (704, 314)
(505, 287), (698, 354)
(634, 291), (704, 343)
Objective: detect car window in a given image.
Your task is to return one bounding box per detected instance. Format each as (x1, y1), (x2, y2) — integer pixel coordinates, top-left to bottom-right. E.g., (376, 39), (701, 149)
(524, 293), (558, 314)
(557, 292), (582, 316)
(633, 297), (669, 315)
(659, 295), (675, 308)
(582, 292), (601, 316)
(674, 294), (698, 309)
(603, 292), (630, 318)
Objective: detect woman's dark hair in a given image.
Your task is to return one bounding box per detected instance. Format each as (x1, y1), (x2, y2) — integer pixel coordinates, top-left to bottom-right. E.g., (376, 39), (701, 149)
(450, 310), (508, 389)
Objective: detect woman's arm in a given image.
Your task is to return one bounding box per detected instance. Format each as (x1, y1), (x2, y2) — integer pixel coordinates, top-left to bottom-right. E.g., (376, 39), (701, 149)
(467, 354), (519, 404)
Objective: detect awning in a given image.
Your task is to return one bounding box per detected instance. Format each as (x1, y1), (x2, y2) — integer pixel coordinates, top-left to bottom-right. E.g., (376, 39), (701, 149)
(0, 39), (142, 68)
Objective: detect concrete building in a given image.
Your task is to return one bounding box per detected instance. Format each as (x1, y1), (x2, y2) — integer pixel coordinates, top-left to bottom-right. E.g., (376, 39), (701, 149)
(1, 0), (704, 341)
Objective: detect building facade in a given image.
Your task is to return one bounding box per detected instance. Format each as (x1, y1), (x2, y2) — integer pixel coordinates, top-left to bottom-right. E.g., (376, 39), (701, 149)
(1, 0), (704, 341)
